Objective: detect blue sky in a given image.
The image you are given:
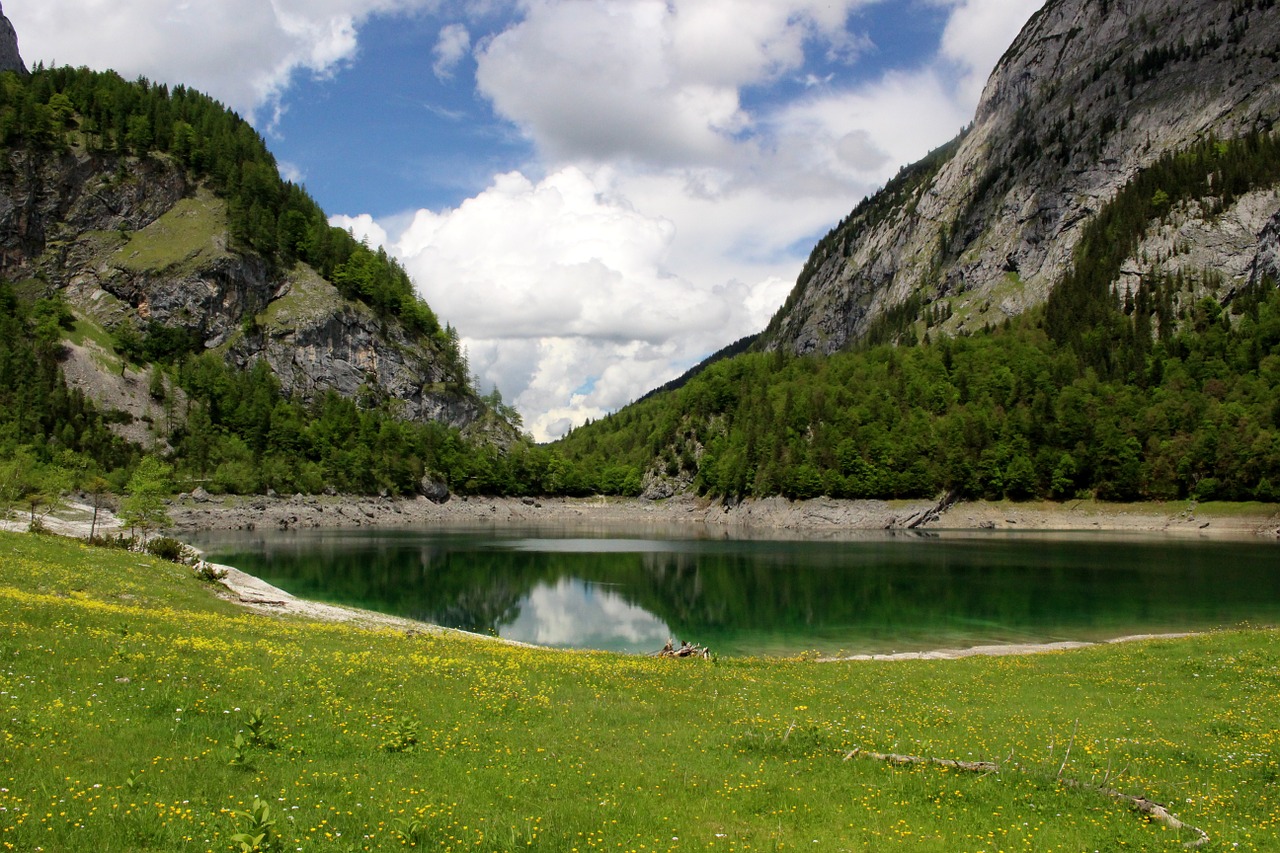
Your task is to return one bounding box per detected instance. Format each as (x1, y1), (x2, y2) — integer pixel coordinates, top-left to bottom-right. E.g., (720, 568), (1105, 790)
(11, 0), (1043, 440)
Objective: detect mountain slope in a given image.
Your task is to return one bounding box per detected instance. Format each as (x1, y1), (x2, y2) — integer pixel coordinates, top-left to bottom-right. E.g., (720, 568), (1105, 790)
(763, 0), (1280, 354)
(550, 0), (1280, 505)
(0, 66), (483, 436)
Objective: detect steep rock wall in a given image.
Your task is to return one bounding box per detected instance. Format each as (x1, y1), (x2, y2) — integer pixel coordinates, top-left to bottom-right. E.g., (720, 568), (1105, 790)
(768, 0), (1280, 354)
(0, 3), (25, 76)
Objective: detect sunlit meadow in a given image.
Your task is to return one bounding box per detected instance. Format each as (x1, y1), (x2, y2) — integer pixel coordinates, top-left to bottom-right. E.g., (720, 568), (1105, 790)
(1, 530), (1277, 851)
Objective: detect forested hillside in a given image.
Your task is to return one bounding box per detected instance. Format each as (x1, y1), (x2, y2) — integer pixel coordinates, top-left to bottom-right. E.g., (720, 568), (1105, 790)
(0, 65), (537, 506)
(554, 133), (1280, 504)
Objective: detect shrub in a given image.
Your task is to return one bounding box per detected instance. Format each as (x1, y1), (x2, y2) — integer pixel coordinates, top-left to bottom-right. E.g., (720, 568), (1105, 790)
(145, 535), (190, 564)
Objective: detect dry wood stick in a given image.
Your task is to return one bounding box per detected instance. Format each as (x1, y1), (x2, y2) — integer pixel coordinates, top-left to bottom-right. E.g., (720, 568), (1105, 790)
(844, 745), (1209, 848)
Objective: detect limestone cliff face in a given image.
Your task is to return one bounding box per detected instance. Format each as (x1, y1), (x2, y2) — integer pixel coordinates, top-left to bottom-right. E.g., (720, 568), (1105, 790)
(0, 147), (482, 429)
(0, 3), (26, 76)
(766, 0), (1280, 354)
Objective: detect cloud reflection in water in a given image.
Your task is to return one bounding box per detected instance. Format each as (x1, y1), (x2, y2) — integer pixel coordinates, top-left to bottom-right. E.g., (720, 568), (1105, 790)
(501, 576), (672, 653)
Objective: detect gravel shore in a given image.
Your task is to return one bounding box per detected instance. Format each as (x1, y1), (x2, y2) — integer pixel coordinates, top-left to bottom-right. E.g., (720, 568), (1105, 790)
(163, 491), (1280, 539)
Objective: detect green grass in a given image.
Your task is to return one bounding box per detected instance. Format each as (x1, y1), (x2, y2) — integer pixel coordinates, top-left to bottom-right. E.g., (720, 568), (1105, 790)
(2, 530), (1277, 851)
(111, 189), (229, 274)
(66, 311), (128, 376)
(1193, 501), (1280, 519)
(66, 314), (118, 352)
(257, 265), (350, 334)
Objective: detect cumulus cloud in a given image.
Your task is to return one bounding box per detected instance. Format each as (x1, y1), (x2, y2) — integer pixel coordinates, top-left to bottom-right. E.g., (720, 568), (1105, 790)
(371, 166), (790, 439)
(7, 0), (441, 123)
(473, 0), (878, 166)
(935, 0), (1047, 107)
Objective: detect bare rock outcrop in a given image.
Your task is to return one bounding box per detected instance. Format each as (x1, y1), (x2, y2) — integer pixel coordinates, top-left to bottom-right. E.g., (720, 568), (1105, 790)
(766, 0), (1280, 354)
(0, 3), (26, 76)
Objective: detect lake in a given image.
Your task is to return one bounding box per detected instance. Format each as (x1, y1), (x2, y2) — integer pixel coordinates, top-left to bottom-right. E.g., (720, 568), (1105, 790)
(191, 525), (1280, 657)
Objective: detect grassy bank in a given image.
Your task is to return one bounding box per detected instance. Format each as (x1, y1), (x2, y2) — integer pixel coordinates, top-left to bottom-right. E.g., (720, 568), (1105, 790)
(2, 531), (1277, 851)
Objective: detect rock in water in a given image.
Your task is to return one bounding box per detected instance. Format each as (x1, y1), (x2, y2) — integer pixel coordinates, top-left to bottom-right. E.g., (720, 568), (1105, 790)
(0, 3), (27, 76)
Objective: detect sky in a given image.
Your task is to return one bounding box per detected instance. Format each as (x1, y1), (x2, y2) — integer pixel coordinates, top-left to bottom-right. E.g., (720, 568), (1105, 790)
(8, 0), (1044, 441)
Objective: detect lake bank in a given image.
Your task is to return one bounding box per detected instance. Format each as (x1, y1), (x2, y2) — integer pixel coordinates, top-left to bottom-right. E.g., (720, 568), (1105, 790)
(165, 491), (1280, 539)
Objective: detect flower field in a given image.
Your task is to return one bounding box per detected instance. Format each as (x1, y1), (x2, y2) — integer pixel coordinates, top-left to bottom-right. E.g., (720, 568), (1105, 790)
(1, 530), (1277, 851)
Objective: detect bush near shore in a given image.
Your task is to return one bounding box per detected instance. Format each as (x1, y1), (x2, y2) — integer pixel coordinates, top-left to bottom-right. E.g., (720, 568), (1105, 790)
(2, 530), (1278, 851)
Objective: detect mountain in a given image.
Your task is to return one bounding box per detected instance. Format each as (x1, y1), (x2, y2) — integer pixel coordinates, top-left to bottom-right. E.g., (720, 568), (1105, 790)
(0, 67), (483, 441)
(0, 64), (554, 500)
(0, 3), (25, 76)
(550, 0), (1280, 505)
(762, 0), (1280, 355)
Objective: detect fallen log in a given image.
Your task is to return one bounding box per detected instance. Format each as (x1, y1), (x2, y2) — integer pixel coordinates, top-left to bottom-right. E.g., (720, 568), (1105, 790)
(843, 747), (1208, 848)
(238, 596), (287, 607)
(651, 639), (711, 659)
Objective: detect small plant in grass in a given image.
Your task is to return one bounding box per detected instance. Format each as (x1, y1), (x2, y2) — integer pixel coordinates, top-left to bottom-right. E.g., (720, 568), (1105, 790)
(391, 813), (428, 847)
(382, 715), (419, 753)
(229, 797), (279, 853)
(245, 707), (276, 748)
(145, 535), (191, 564)
(90, 532), (134, 550)
(227, 732), (255, 770)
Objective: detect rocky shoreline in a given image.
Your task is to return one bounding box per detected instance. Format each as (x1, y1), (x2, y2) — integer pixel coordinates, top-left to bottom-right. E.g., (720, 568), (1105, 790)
(164, 491), (1280, 539)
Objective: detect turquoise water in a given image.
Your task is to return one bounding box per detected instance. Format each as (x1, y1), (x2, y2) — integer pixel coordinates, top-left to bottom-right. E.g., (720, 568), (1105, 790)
(192, 525), (1280, 657)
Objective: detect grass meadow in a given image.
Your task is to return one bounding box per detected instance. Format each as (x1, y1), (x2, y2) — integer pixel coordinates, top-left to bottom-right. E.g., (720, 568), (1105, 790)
(1, 530), (1277, 851)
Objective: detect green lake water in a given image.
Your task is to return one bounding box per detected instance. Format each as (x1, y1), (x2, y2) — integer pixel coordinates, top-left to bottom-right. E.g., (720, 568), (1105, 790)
(191, 525), (1280, 657)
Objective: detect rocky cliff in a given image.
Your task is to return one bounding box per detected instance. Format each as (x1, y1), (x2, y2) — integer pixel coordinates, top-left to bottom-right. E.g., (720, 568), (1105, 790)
(0, 3), (25, 76)
(0, 146), (483, 430)
(765, 0), (1280, 354)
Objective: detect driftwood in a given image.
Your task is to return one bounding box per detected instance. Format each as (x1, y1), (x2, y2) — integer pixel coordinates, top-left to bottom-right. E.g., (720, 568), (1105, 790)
(843, 747), (1209, 849)
(651, 640), (711, 659)
(238, 596), (287, 607)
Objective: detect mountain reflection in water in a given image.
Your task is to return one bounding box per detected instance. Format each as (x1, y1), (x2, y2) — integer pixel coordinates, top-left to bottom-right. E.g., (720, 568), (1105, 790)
(191, 526), (1280, 657)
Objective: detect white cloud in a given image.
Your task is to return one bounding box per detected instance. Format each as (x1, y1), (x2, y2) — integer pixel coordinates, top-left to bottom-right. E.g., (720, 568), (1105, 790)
(473, 0), (877, 166)
(330, 212), (390, 248)
(373, 166), (792, 440)
(346, 0), (1043, 440)
(761, 67), (973, 195)
(278, 160), (307, 185)
(936, 0), (1046, 107)
(432, 23), (471, 79)
(6, 0), (441, 124)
